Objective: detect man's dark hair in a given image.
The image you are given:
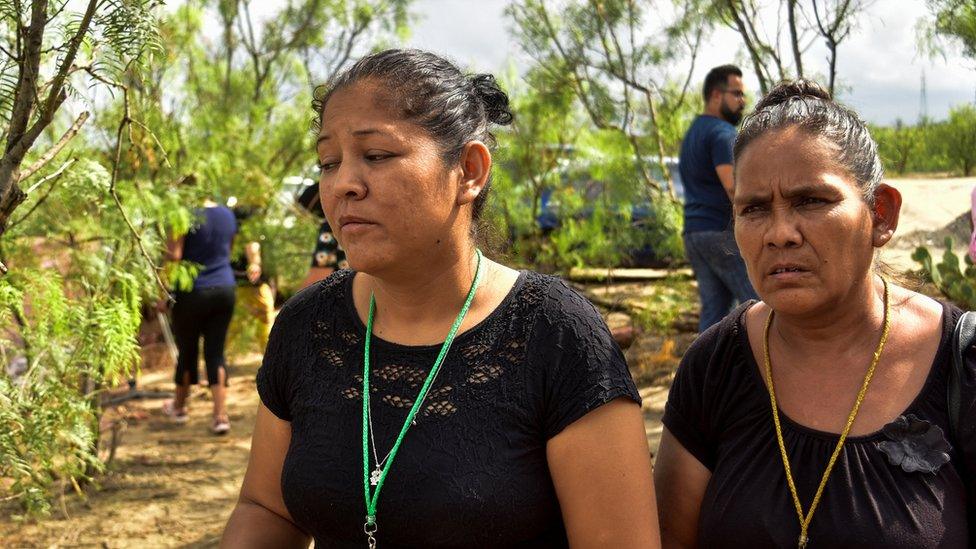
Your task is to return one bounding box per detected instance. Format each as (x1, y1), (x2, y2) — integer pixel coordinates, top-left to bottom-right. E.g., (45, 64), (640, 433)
(702, 65), (743, 103)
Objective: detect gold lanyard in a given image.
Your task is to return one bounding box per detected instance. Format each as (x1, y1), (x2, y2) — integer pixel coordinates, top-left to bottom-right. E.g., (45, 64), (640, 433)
(762, 278), (891, 548)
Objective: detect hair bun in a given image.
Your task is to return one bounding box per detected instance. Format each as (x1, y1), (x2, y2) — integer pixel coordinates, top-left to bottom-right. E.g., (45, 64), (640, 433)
(754, 79), (831, 112)
(471, 74), (514, 126)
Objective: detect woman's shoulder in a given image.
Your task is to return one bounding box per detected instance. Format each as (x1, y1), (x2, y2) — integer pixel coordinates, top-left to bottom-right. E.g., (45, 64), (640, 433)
(686, 301), (753, 363)
(521, 270), (599, 318)
(276, 269), (355, 325)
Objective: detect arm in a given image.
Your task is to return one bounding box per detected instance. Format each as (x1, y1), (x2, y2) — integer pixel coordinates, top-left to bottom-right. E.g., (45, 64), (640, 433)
(245, 241), (262, 284)
(221, 404), (311, 548)
(547, 398), (660, 548)
(654, 427), (711, 549)
(715, 164), (734, 200)
(156, 235), (185, 311)
(164, 235), (185, 262)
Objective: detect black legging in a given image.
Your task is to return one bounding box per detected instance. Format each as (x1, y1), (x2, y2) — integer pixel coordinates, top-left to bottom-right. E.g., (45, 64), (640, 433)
(172, 286), (236, 386)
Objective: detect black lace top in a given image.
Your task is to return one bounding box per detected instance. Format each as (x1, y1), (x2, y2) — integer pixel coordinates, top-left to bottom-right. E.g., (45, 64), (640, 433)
(257, 269), (640, 548)
(663, 301), (976, 548)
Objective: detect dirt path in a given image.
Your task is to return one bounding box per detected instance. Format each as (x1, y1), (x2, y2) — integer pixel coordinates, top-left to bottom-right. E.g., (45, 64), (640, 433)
(0, 356), (265, 548)
(881, 177), (976, 271)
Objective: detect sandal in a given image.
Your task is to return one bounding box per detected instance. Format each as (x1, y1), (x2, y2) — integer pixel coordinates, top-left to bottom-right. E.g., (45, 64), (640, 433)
(211, 415), (230, 435)
(162, 399), (189, 424)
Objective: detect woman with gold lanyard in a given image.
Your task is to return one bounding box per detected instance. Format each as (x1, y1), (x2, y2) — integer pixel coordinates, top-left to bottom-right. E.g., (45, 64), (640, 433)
(221, 49), (660, 548)
(655, 80), (975, 547)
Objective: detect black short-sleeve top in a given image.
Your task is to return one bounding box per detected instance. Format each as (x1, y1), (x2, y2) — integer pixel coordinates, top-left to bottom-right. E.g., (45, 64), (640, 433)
(257, 269), (640, 548)
(663, 301), (976, 548)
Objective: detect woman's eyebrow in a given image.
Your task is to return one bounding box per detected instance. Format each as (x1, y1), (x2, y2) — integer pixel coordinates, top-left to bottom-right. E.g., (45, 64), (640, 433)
(316, 128), (387, 144)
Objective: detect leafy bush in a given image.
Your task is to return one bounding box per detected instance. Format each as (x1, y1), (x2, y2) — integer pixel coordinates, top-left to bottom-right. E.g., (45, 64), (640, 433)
(0, 269), (142, 517)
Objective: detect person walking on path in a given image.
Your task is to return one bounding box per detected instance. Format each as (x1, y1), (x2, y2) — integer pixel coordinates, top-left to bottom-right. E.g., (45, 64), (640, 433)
(160, 197), (238, 435)
(228, 206), (275, 353)
(679, 64), (757, 331)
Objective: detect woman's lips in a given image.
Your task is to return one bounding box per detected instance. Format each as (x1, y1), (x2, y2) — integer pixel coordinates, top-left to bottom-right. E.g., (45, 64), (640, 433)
(340, 221), (375, 236)
(766, 265), (811, 281)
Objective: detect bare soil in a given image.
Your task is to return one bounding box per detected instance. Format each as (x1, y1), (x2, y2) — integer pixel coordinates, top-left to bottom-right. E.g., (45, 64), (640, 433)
(0, 355), (264, 548)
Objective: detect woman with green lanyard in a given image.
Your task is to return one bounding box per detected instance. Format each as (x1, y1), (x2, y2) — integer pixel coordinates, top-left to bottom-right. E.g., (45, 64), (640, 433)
(655, 80), (975, 547)
(221, 49), (660, 548)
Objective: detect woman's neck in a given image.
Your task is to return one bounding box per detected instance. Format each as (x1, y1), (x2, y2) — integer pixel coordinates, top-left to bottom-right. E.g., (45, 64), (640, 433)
(362, 246), (481, 331)
(770, 275), (888, 365)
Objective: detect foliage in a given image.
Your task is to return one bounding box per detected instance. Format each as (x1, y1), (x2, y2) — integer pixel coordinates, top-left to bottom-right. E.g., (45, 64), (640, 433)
(124, 0), (408, 289)
(0, 0), (163, 237)
(0, 265), (145, 517)
(913, 237), (976, 309)
(940, 105), (976, 176)
(925, 0), (976, 60)
(507, 0), (707, 199)
(871, 119), (922, 175)
(492, 93), (685, 271)
(871, 108), (976, 176)
(0, 0), (413, 516)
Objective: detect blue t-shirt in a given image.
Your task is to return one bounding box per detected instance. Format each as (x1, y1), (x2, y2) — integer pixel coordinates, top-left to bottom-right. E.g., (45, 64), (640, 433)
(182, 205), (237, 289)
(679, 115), (736, 233)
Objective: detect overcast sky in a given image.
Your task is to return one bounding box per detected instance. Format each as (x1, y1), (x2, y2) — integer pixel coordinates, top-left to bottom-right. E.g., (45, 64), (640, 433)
(401, 0), (976, 125)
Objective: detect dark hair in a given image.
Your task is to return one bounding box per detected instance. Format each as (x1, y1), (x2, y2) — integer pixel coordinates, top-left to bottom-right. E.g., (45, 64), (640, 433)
(732, 79), (884, 205)
(311, 49), (513, 220)
(702, 64), (743, 103)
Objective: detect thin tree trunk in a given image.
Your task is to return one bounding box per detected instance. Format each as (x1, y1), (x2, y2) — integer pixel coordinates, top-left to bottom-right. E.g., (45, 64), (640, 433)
(787, 0), (804, 78)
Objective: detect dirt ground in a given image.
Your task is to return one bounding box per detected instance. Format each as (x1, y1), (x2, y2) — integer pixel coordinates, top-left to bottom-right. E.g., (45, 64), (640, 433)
(880, 176), (976, 271)
(0, 355), (265, 548)
(2, 176), (970, 547)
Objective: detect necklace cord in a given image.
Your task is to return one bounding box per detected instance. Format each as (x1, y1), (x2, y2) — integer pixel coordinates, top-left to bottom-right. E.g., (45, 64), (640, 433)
(763, 277), (891, 547)
(361, 250), (484, 527)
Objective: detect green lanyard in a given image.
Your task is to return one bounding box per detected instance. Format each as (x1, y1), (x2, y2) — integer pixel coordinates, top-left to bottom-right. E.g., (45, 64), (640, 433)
(361, 249), (483, 548)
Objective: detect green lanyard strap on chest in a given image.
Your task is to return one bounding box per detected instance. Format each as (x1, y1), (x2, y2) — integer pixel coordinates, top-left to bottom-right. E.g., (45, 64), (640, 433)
(361, 249), (484, 542)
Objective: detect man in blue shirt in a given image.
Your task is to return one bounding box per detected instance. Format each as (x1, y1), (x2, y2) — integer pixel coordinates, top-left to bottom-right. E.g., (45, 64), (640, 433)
(679, 65), (757, 331)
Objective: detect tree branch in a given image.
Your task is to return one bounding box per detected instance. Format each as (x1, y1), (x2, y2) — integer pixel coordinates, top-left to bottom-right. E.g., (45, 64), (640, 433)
(7, 157), (76, 232)
(4, 0), (47, 155)
(18, 111), (89, 182)
(106, 85), (170, 297)
(788, 0), (804, 77)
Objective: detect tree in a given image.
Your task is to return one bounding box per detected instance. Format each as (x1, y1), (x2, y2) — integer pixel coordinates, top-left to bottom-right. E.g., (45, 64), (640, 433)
(926, 0), (976, 60)
(140, 0), (407, 281)
(0, 0), (162, 516)
(0, 0), (413, 515)
(873, 119), (920, 175)
(493, 67), (582, 242)
(941, 105), (976, 176)
(712, 0), (868, 97)
(507, 0), (708, 200)
(0, 0), (160, 252)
